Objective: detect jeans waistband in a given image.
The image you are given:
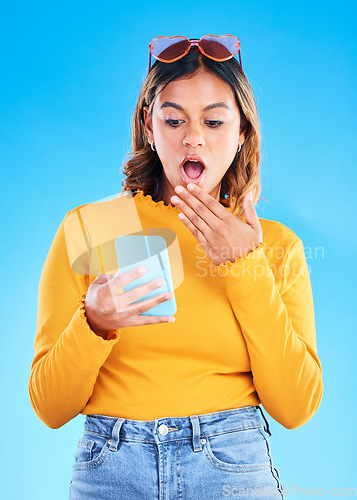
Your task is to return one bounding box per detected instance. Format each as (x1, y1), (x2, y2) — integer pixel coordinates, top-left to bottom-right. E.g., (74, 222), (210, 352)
(82, 405), (272, 453)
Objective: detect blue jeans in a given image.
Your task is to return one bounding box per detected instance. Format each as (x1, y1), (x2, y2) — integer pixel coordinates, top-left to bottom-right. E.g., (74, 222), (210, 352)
(69, 405), (284, 499)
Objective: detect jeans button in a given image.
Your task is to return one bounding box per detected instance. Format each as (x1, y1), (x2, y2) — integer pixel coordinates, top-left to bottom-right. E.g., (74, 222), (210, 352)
(158, 424), (169, 435)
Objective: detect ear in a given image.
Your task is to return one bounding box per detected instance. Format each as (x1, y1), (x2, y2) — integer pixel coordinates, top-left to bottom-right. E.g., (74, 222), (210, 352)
(239, 124), (247, 147)
(143, 106), (153, 137)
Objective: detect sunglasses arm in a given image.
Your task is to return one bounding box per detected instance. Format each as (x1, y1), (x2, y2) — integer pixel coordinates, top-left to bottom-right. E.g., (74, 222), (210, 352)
(148, 51), (152, 75)
(238, 50), (243, 71)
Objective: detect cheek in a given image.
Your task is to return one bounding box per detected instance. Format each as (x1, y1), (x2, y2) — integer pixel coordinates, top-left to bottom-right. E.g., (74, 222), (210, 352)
(214, 132), (239, 157)
(225, 133), (240, 158)
(156, 145), (180, 174)
(223, 128), (240, 147)
(155, 129), (178, 153)
(155, 130), (182, 164)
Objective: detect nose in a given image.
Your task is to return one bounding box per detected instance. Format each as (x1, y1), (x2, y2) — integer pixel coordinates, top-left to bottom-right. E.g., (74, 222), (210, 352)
(183, 123), (205, 147)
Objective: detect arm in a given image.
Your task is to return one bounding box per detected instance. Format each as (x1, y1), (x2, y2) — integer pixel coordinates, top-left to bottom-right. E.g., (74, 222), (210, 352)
(28, 212), (121, 429)
(213, 239), (323, 429)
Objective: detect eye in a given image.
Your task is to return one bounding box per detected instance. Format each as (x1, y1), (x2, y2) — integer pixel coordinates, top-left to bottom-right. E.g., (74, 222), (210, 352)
(165, 119), (223, 128)
(206, 120), (223, 128)
(165, 119), (183, 127)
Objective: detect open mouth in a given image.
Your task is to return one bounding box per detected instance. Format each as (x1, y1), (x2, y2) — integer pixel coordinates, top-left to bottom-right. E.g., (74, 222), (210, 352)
(181, 160), (206, 185)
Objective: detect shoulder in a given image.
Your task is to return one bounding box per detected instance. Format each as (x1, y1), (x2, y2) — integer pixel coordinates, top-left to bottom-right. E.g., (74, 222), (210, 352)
(63, 192), (141, 250)
(259, 217), (301, 248)
(64, 191), (127, 219)
(63, 193), (128, 228)
(63, 203), (92, 226)
(258, 217), (305, 262)
(65, 203), (91, 218)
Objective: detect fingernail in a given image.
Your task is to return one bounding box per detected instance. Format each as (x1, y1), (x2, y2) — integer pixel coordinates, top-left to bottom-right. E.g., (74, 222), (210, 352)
(248, 192), (253, 202)
(168, 317), (175, 322)
(138, 266), (147, 274)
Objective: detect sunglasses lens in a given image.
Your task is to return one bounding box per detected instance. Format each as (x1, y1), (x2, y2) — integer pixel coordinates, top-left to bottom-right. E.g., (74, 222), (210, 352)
(200, 35), (240, 60)
(150, 36), (191, 61)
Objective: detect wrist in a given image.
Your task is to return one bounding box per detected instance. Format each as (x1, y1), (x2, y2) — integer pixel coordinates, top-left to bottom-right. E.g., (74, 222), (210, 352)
(84, 298), (109, 339)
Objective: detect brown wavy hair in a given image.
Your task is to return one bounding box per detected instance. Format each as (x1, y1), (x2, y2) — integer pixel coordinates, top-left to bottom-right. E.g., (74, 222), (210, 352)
(120, 45), (265, 219)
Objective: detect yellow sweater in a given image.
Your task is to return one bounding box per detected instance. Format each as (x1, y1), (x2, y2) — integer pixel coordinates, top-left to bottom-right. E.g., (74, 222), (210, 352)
(29, 189), (323, 430)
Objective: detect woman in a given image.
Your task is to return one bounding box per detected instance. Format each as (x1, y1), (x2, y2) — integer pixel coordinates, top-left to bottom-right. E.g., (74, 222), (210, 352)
(29, 35), (323, 499)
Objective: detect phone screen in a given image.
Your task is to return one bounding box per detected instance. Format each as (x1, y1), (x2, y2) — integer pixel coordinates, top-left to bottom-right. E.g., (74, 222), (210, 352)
(115, 235), (176, 316)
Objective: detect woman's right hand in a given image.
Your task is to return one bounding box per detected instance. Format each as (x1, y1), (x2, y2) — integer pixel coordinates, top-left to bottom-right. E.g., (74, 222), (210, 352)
(84, 267), (175, 339)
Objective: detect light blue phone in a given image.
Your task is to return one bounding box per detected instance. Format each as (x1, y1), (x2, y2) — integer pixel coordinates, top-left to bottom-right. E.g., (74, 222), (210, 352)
(114, 235), (176, 316)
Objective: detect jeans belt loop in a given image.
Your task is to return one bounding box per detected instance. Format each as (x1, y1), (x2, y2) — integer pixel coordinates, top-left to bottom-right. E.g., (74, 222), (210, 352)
(109, 418), (126, 451)
(189, 415), (203, 452)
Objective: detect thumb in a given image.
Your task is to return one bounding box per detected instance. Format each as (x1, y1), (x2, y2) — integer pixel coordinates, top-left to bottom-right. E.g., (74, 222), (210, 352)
(92, 273), (115, 285)
(243, 191), (259, 228)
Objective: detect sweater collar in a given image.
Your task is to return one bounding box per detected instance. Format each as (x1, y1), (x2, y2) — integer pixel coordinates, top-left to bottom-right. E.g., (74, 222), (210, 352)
(134, 189), (181, 212)
(134, 189), (231, 212)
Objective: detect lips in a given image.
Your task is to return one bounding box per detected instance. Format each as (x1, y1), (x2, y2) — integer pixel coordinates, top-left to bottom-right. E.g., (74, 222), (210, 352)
(180, 156), (206, 186)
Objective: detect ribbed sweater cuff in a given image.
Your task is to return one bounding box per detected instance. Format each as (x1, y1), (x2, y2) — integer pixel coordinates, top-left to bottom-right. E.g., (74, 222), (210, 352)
(72, 292), (121, 350)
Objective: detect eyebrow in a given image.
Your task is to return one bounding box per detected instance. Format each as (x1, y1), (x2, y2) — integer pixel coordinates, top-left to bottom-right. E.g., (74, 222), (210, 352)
(159, 101), (230, 112)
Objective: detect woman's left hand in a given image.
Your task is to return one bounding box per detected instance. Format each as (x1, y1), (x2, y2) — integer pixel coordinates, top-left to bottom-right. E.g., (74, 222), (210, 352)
(170, 183), (263, 267)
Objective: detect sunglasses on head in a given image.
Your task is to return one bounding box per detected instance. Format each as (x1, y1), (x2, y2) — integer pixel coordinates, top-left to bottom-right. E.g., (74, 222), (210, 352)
(148, 35), (242, 75)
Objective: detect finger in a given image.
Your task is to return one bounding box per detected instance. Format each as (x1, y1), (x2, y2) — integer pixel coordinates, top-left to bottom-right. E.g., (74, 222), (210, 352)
(243, 191), (260, 229)
(92, 273), (116, 285)
(174, 195), (210, 236)
(177, 211), (209, 247)
(121, 276), (168, 305)
(122, 314), (176, 327)
(126, 290), (174, 316)
(171, 186), (220, 231)
(185, 183), (229, 219)
(107, 266), (148, 295)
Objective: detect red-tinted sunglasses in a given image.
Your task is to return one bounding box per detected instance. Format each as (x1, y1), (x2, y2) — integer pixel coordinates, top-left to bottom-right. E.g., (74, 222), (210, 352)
(148, 35), (242, 75)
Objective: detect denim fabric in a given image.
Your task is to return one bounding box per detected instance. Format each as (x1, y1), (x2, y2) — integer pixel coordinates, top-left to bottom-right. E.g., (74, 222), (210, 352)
(69, 405), (284, 499)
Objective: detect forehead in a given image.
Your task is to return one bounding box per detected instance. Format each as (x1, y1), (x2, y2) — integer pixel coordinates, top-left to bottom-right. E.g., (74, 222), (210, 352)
(154, 70), (237, 110)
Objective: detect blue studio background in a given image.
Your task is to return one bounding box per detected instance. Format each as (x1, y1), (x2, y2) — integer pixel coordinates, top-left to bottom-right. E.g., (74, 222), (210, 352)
(1, 1), (356, 498)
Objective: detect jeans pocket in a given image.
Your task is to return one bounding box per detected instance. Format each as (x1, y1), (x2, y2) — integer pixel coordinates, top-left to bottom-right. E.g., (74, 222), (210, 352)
(73, 433), (110, 470)
(202, 426), (271, 472)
